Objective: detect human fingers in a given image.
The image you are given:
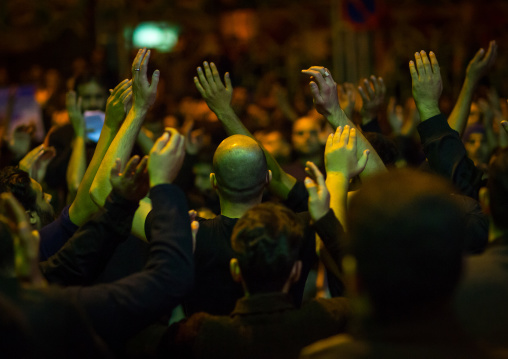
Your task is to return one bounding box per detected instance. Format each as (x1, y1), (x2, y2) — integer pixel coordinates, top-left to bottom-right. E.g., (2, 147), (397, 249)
(196, 67), (211, 94)
(429, 51), (440, 74)
(110, 158), (122, 179)
(151, 132), (170, 154)
(307, 161), (326, 190)
(203, 61), (216, 91)
(339, 125), (350, 148)
(304, 176), (318, 200)
(358, 85), (370, 104)
(123, 155), (141, 177)
(162, 128), (183, 153)
(210, 63), (224, 89)
(139, 49), (151, 79)
(347, 127), (357, 151)
(132, 48), (146, 75)
(149, 69), (160, 93)
(370, 76), (380, 97)
(301, 69), (327, 91)
(110, 79), (130, 98)
(414, 51), (426, 76)
(420, 50), (432, 75)
(224, 72), (233, 91)
(121, 88), (133, 105)
(356, 149), (370, 174)
(309, 81), (325, 105)
(378, 77), (386, 96)
(333, 125), (344, 147)
(409, 60), (418, 82)
(134, 156), (149, 177)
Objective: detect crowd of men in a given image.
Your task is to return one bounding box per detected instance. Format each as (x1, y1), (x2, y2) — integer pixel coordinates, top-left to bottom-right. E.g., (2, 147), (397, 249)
(0, 40), (507, 359)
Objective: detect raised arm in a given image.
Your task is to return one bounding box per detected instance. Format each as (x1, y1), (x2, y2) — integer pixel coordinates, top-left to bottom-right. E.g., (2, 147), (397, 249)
(41, 155), (148, 286)
(194, 61), (296, 199)
(67, 79), (132, 225)
(301, 66), (386, 180)
(358, 75), (386, 131)
(448, 41), (497, 136)
(90, 48), (159, 208)
(65, 91), (86, 202)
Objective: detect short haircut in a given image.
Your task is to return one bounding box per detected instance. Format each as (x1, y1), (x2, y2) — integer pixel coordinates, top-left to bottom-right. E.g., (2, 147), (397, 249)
(0, 167), (36, 213)
(213, 135), (268, 203)
(487, 147), (508, 231)
(348, 169), (464, 321)
(231, 202), (304, 294)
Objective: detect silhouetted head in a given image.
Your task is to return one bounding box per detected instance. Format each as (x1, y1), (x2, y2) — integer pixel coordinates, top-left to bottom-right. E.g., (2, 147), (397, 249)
(231, 202), (304, 294)
(212, 135), (270, 203)
(347, 169), (464, 321)
(0, 167), (54, 229)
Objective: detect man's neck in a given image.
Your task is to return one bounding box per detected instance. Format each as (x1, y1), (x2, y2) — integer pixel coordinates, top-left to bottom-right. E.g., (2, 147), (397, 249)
(220, 199), (260, 219)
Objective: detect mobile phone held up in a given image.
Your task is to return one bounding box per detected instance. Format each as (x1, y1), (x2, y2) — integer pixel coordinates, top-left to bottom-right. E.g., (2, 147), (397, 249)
(84, 111), (105, 143)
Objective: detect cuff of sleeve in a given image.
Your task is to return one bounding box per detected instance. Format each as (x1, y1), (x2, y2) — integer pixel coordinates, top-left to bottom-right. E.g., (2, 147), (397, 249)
(312, 209), (343, 242)
(417, 113), (454, 142)
(104, 191), (140, 221)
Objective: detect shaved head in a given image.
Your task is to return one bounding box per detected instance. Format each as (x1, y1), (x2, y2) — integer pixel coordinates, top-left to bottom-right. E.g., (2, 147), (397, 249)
(213, 135), (268, 202)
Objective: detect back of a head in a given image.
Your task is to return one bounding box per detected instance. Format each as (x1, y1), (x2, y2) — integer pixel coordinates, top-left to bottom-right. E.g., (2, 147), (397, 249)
(487, 147), (508, 232)
(348, 169), (464, 320)
(231, 202), (304, 294)
(213, 135), (268, 203)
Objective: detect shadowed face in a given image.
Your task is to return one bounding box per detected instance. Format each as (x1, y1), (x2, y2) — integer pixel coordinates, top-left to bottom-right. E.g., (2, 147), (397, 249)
(292, 117), (321, 156)
(77, 81), (107, 112)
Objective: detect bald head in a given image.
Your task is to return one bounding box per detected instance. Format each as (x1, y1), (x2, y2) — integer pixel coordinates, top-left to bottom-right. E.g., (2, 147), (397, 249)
(213, 135), (268, 202)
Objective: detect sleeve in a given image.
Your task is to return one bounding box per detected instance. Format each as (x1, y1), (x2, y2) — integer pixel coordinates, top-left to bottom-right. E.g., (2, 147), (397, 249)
(283, 181), (309, 213)
(61, 184), (195, 343)
(417, 113), (485, 200)
(312, 210), (346, 297)
(38, 205), (79, 261)
(40, 191), (139, 286)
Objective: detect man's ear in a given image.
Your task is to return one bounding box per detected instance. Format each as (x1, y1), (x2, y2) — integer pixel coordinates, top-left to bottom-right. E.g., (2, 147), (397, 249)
(479, 187), (490, 215)
(289, 260), (302, 285)
(210, 173), (218, 190)
(230, 258), (242, 283)
(27, 210), (38, 226)
(266, 170), (272, 184)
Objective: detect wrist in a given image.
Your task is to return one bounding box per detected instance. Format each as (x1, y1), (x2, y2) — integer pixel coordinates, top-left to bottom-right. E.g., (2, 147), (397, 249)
(416, 102), (440, 121)
(326, 171), (350, 185)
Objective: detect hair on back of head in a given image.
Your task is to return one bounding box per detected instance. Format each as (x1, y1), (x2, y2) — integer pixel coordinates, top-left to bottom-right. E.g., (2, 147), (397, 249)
(231, 202), (304, 294)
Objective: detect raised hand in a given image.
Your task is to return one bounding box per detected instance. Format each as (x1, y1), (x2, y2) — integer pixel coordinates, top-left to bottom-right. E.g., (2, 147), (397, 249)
(105, 79), (133, 130)
(325, 125), (369, 179)
(19, 127), (57, 183)
(409, 50), (442, 120)
(466, 40), (497, 86)
(304, 161), (330, 222)
(194, 61), (233, 116)
(148, 128), (186, 187)
(358, 75), (386, 122)
(131, 48), (160, 111)
(66, 90), (85, 137)
(0, 193), (46, 288)
(301, 66), (340, 117)
(110, 155), (149, 202)
(181, 117), (205, 155)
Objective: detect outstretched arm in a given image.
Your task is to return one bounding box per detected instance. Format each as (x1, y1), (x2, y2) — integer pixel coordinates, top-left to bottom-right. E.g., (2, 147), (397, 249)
(301, 66), (386, 180)
(448, 41), (497, 136)
(68, 79), (132, 225)
(90, 48), (159, 209)
(194, 61), (296, 199)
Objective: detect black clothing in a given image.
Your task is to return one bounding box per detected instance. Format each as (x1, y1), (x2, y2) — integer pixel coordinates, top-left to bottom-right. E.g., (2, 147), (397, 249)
(162, 292), (350, 359)
(57, 184), (194, 345)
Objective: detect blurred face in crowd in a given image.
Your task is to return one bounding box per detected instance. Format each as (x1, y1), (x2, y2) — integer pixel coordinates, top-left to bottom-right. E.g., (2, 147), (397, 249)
(193, 162), (213, 194)
(465, 132), (489, 166)
(77, 80), (107, 112)
(30, 179), (54, 229)
(292, 117), (321, 156)
(257, 131), (291, 163)
(468, 102), (481, 125)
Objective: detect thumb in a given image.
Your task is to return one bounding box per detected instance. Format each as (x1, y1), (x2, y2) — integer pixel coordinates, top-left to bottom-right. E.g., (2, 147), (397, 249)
(151, 132), (170, 154)
(357, 149), (370, 174)
(150, 69), (160, 92)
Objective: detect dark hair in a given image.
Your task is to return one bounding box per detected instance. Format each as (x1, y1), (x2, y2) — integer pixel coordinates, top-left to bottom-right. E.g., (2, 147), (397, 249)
(231, 203), (304, 294)
(487, 147), (508, 231)
(0, 167), (36, 213)
(348, 169), (464, 321)
(72, 71), (107, 93)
